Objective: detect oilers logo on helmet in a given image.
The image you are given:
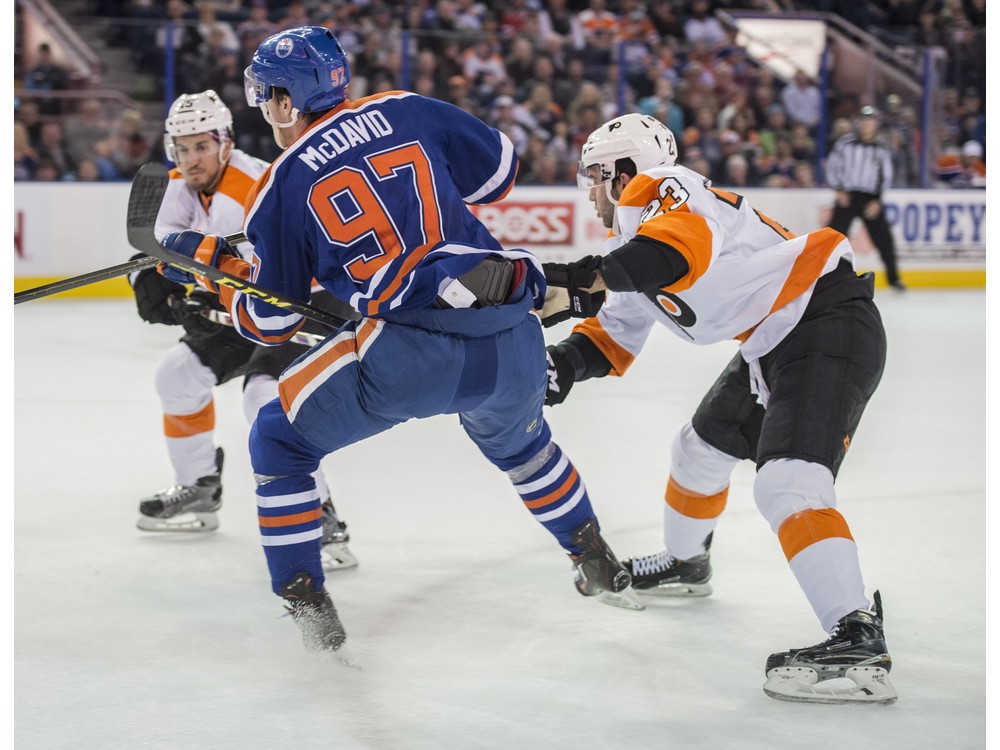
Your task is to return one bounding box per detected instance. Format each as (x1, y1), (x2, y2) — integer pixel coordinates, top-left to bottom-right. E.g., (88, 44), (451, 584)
(244, 25), (351, 121)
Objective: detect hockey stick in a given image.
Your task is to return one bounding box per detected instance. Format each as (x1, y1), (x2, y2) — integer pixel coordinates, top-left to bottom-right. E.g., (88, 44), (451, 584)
(126, 162), (349, 330)
(201, 308), (326, 347)
(13, 231), (249, 305)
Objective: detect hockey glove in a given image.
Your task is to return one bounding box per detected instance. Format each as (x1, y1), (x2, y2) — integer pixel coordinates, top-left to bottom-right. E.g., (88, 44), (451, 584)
(130, 253), (186, 325)
(540, 255), (606, 327)
(158, 230), (237, 292)
(172, 291), (224, 335)
(545, 345), (576, 406)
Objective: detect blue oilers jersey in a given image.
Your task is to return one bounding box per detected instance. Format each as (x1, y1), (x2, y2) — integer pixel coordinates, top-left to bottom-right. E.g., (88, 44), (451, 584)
(234, 91), (540, 345)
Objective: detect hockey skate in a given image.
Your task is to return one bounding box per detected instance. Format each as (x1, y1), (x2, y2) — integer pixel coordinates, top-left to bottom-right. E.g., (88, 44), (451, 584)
(621, 533), (713, 597)
(281, 571), (347, 652)
(320, 499), (358, 571)
(763, 591), (897, 705)
(569, 518), (644, 611)
(136, 448), (224, 532)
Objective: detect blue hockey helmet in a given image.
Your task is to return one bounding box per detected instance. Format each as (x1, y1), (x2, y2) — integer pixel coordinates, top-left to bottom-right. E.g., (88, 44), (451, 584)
(244, 26), (351, 116)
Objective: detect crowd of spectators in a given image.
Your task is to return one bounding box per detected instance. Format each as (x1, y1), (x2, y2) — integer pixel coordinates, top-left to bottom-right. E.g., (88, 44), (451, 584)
(14, 0), (986, 189)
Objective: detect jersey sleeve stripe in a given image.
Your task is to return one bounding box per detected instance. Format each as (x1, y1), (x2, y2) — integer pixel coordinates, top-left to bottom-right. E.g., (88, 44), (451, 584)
(572, 317), (635, 376)
(638, 212), (714, 292)
(462, 131), (516, 203)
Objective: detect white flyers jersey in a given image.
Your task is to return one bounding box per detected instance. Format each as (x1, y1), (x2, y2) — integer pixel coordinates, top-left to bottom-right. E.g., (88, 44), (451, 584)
(573, 164), (854, 374)
(154, 148), (269, 262)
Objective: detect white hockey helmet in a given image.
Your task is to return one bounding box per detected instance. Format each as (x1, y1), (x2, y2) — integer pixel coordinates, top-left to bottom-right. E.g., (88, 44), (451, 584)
(577, 113), (677, 195)
(163, 89), (234, 164)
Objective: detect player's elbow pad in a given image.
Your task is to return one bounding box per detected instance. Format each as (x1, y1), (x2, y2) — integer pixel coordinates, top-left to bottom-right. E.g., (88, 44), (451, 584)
(600, 235), (690, 293)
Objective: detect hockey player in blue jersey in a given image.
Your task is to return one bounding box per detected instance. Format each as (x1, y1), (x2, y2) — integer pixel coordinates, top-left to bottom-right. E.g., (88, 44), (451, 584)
(157, 25), (640, 652)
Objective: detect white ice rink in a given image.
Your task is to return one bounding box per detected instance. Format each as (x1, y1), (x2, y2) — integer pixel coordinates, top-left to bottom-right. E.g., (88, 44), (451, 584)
(13, 289), (988, 749)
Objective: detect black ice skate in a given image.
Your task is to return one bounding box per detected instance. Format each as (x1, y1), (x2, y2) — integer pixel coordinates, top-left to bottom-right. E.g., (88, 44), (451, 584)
(763, 591), (897, 704)
(568, 518), (644, 611)
(319, 499), (359, 571)
(280, 571), (347, 652)
(136, 447), (224, 532)
(621, 533), (713, 597)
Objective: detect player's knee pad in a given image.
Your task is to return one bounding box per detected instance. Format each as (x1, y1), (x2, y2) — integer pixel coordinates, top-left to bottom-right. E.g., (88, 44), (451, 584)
(754, 458), (836, 533)
(155, 342), (216, 411)
(670, 422), (740, 496)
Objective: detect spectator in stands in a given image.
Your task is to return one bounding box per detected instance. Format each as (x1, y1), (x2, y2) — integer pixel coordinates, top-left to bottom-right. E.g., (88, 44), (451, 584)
(154, 0), (203, 95)
(14, 121), (39, 181)
(34, 159), (61, 182)
(23, 42), (70, 116)
(35, 120), (77, 180)
(951, 140), (986, 188)
(789, 121), (817, 162)
(780, 69), (822, 129)
(275, 0), (311, 31)
(758, 103), (792, 156)
(684, 0), (727, 49)
(719, 153), (752, 188)
(463, 36), (507, 86)
(488, 95), (531, 154)
(65, 98), (113, 166)
(793, 160), (818, 188)
(236, 0), (277, 57)
(74, 158), (104, 182)
(14, 99), (44, 148)
(105, 109), (150, 178)
(505, 35), (539, 93)
(538, 0), (584, 49)
(520, 81), (564, 138)
(637, 77), (685, 136)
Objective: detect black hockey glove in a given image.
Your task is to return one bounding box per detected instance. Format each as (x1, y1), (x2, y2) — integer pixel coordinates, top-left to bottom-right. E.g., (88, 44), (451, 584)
(540, 255), (606, 327)
(172, 291), (224, 335)
(130, 253), (186, 325)
(545, 345), (576, 406)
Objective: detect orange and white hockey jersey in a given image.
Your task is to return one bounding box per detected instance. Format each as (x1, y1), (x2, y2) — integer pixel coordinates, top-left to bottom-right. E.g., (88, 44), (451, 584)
(575, 164), (854, 374)
(154, 148), (269, 261)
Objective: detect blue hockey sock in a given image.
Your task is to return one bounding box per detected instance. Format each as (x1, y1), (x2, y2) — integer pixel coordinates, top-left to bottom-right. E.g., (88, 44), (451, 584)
(511, 442), (595, 554)
(257, 474), (325, 595)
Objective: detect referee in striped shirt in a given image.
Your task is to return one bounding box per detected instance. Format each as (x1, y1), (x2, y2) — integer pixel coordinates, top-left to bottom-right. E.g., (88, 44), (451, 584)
(826, 106), (905, 291)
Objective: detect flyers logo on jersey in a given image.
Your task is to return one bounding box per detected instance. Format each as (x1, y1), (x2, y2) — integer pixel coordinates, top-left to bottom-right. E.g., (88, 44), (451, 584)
(649, 290), (696, 337)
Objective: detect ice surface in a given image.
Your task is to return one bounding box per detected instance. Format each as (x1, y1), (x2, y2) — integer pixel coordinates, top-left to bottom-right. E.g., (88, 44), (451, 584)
(14, 291), (988, 749)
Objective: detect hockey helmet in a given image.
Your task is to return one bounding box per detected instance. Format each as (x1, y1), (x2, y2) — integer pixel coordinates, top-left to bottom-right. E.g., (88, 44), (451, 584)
(244, 25), (351, 126)
(577, 113), (677, 195)
(163, 89), (233, 165)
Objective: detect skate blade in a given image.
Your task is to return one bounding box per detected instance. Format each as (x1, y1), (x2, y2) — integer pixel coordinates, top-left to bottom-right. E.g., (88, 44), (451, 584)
(321, 542), (359, 571)
(763, 666), (898, 705)
(638, 581), (713, 598)
(594, 587), (646, 611)
(136, 511), (219, 532)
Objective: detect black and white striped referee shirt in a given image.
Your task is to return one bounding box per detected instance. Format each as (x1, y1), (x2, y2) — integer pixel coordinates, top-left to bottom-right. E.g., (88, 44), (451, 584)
(825, 134), (894, 196)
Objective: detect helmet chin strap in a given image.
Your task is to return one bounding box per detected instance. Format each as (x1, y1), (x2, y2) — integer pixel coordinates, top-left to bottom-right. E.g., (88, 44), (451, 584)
(261, 105), (301, 129)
